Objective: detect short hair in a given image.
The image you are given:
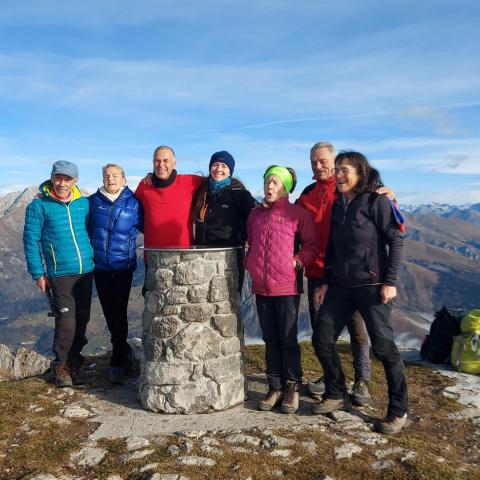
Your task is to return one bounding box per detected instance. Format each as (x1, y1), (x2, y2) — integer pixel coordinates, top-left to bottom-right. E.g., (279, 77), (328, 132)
(153, 145), (176, 159)
(335, 150), (377, 193)
(310, 142), (336, 160)
(102, 163), (125, 178)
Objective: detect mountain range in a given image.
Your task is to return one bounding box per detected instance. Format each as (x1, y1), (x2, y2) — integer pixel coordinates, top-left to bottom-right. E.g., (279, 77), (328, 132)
(1, 187), (479, 354)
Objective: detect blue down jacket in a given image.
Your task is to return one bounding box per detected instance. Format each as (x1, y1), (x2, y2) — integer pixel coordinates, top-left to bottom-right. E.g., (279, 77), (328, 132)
(23, 181), (94, 280)
(88, 187), (143, 272)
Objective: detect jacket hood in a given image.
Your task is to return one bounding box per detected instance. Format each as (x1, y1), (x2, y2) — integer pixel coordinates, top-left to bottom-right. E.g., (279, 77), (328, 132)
(95, 185), (134, 203)
(39, 180), (82, 201)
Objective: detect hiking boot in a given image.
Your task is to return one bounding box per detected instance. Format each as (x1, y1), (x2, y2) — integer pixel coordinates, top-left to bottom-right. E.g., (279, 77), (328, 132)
(70, 366), (85, 385)
(351, 380), (371, 406)
(312, 396), (352, 415)
(54, 365), (73, 388)
(44, 366), (55, 384)
(307, 376), (325, 397)
(258, 388), (283, 411)
(123, 347), (136, 376)
(375, 414), (409, 434)
(281, 381), (299, 414)
(108, 366), (125, 385)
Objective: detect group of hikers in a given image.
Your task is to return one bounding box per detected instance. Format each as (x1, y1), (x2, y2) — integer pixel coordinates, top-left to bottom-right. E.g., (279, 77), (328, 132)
(23, 142), (408, 435)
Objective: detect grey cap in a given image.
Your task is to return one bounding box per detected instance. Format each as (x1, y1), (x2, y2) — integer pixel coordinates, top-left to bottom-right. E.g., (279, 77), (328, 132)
(51, 160), (79, 179)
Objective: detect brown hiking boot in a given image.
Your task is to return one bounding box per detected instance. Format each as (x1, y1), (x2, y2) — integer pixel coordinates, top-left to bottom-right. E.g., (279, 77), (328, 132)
(258, 388), (283, 411)
(351, 380), (371, 406)
(375, 414), (409, 434)
(312, 396), (352, 414)
(281, 381), (299, 414)
(307, 376), (325, 398)
(70, 366), (85, 385)
(54, 365), (73, 388)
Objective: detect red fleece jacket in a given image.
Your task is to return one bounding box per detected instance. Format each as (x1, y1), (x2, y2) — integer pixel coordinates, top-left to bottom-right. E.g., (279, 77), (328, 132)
(296, 177), (337, 279)
(135, 174), (203, 248)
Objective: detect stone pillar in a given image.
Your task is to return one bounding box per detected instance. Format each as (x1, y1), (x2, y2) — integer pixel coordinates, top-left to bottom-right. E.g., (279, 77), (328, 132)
(139, 247), (245, 414)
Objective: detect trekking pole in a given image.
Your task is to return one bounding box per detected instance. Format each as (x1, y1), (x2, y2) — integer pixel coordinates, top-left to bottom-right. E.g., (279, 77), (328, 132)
(45, 285), (57, 317)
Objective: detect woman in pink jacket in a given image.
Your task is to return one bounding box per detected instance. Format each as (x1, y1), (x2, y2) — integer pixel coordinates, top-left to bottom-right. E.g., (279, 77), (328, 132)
(246, 165), (316, 414)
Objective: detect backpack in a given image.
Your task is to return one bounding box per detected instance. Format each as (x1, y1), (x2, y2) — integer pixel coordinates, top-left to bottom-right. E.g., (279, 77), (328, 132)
(451, 309), (480, 374)
(420, 306), (465, 363)
(460, 309), (480, 334)
(451, 332), (480, 374)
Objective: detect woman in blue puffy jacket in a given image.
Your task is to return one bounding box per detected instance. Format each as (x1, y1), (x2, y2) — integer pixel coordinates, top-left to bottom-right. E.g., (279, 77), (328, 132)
(89, 164), (143, 384)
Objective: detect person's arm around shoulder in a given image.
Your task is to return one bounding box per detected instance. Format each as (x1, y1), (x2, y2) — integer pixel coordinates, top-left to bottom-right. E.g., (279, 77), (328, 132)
(191, 174), (204, 190)
(373, 194), (403, 304)
(23, 200), (49, 292)
(376, 186), (395, 201)
(135, 179), (146, 202)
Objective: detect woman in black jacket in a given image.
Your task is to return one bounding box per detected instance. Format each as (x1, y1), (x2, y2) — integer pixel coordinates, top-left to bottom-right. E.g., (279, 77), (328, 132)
(191, 151), (257, 288)
(311, 151), (408, 434)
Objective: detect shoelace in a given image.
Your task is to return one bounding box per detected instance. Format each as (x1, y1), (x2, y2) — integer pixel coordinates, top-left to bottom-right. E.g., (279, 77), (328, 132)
(56, 366), (70, 379)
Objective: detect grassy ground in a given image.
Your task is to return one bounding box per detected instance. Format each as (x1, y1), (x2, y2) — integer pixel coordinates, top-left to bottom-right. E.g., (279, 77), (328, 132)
(0, 342), (479, 480)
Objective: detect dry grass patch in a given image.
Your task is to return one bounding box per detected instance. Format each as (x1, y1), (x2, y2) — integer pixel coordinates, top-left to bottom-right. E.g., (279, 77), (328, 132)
(0, 343), (478, 479)
(0, 376), (95, 479)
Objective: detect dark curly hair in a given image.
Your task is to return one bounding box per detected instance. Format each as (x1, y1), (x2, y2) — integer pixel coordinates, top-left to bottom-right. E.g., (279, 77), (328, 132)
(334, 151), (382, 193)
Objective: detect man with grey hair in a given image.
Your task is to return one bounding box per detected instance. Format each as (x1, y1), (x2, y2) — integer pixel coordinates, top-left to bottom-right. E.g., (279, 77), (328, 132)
(23, 160), (94, 388)
(297, 142), (373, 406)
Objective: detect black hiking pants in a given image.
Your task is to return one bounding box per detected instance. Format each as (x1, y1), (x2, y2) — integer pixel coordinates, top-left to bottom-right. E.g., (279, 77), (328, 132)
(308, 277), (372, 382)
(94, 270), (133, 367)
(256, 294), (302, 390)
(50, 272), (93, 368)
(312, 284), (408, 418)
(94, 269), (134, 367)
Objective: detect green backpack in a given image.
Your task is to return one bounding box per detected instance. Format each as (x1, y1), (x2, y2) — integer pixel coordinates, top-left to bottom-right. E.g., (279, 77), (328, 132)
(451, 309), (480, 375)
(460, 309), (480, 333)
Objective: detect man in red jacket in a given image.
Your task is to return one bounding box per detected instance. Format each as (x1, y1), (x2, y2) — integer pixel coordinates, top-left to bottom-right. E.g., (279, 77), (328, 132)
(135, 146), (203, 249)
(297, 142), (373, 406)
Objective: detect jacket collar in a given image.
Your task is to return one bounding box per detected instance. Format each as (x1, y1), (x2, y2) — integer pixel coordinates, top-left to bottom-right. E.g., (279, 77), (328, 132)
(262, 194), (289, 210)
(317, 176), (337, 188)
(40, 180), (82, 203)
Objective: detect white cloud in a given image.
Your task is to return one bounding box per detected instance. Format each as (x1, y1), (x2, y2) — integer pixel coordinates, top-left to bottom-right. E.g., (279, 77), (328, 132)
(0, 45), (478, 122)
(0, 183), (30, 196)
(398, 188), (480, 206)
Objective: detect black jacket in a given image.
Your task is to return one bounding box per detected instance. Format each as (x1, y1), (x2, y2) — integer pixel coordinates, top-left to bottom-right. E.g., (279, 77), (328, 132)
(194, 178), (257, 246)
(324, 192), (403, 287)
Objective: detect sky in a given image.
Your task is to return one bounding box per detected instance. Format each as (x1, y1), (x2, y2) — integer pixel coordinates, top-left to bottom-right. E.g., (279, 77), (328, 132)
(0, 0), (479, 204)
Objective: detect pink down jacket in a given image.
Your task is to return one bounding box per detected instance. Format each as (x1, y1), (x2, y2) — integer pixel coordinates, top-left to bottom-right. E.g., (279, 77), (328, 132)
(246, 196), (317, 296)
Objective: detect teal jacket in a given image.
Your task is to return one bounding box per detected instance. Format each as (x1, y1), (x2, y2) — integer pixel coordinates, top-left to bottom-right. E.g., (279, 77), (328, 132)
(23, 181), (94, 280)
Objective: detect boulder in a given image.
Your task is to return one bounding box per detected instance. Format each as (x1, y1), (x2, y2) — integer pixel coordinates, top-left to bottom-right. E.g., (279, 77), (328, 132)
(0, 344), (49, 382)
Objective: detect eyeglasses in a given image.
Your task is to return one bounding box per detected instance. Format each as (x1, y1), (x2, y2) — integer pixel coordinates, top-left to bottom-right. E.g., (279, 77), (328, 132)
(332, 167), (355, 176)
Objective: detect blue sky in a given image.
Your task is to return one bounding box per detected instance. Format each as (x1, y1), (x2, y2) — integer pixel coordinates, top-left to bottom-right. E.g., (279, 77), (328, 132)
(1, 0), (479, 204)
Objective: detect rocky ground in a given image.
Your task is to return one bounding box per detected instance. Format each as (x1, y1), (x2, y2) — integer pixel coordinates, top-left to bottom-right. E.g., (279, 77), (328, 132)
(0, 344), (479, 480)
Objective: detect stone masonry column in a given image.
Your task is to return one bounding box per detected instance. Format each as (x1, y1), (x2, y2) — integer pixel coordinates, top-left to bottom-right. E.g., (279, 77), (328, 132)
(139, 247), (245, 414)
